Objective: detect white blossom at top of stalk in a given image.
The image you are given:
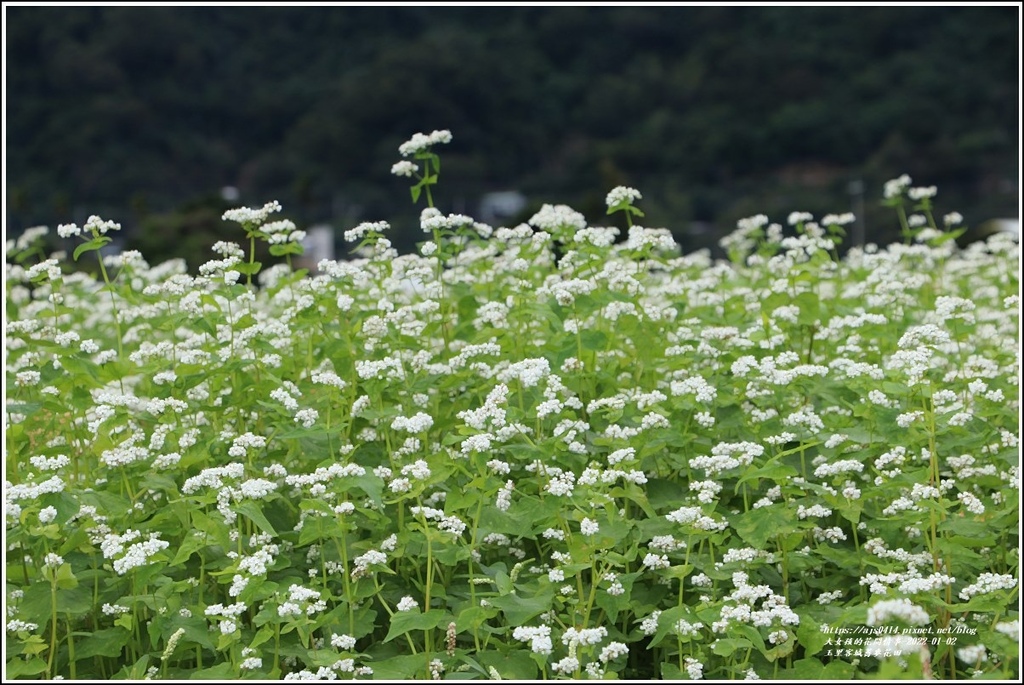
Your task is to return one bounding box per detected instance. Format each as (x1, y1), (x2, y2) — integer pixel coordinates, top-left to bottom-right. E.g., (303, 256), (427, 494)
(866, 598), (930, 626)
(958, 573), (1017, 601)
(561, 626), (608, 648)
(222, 200), (282, 225)
(907, 186), (937, 200)
(883, 174), (912, 199)
(511, 625), (552, 655)
(496, 358), (550, 387)
(421, 212), (475, 233)
(14, 226), (48, 250)
(820, 213), (855, 226)
(398, 129), (452, 156)
(57, 222), (82, 238)
(599, 641), (629, 662)
(391, 413), (434, 433)
(101, 530), (170, 575)
(943, 212), (963, 226)
(344, 221), (390, 243)
(84, 215), (121, 235)
(396, 596), (419, 612)
(529, 204), (587, 232)
(606, 186), (642, 208)
(787, 211), (813, 226)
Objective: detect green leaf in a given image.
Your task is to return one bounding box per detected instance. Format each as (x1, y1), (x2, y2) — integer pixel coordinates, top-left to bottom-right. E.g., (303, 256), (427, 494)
(74, 627), (131, 659)
(365, 653), (425, 680)
(783, 657), (826, 679)
(738, 459), (799, 486)
(383, 608), (448, 643)
(795, 611), (830, 657)
(647, 605), (690, 648)
(170, 530), (211, 566)
(644, 478), (686, 512)
(487, 587), (555, 625)
(54, 562), (78, 590)
(72, 236), (111, 261)
(731, 505), (795, 548)
(269, 243), (304, 257)
(661, 662), (683, 679)
(233, 261), (262, 276)
(5, 657), (48, 677)
(712, 637), (751, 657)
(235, 500), (278, 536)
(477, 650), (539, 680)
(189, 662), (237, 680)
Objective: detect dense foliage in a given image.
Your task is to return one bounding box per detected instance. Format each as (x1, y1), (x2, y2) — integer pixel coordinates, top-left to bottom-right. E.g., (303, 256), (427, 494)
(5, 6), (1019, 261)
(4, 131), (1019, 680)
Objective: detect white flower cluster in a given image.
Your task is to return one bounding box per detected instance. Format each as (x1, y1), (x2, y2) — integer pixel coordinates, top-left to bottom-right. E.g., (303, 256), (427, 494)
(813, 458), (864, 479)
(883, 174), (913, 200)
(496, 357), (550, 388)
(796, 504), (833, 520)
(866, 598), (930, 626)
(344, 220), (390, 243)
(355, 355), (405, 381)
(261, 218), (305, 244)
(545, 469), (576, 497)
(958, 572), (1017, 601)
(100, 530), (170, 575)
(625, 226), (677, 254)
(409, 505), (467, 537)
(512, 625), (552, 654)
(599, 641), (629, 662)
(222, 200), (282, 225)
(277, 584), (326, 618)
(495, 480), (514, 512)
(228, 433), (267, 459)
(562, 626), (607, 647)
(787, 211), (813, 226)
(13, 225), (48, 250)
(690, 441), (764, 476)
(25, 259), (63, 282)
(907, 186), (937, 201)
(390, 161), (419, 177)
(606, 186), (642, 208)
(666, 506), (728, 532)
(684, 657), (703, 680)
(711, 572), (800, 633)
(391, 412), (434, 433)
(821, 213), (855, 226)
(529, 204), (588, 233)
(396, 596), (419, 612)
(283, 463), (366, 492)
(181, 463), (246, 494)
(205, 601), (247, 634)
(573, 225), (620, 247)
(398, 129), (452, 156)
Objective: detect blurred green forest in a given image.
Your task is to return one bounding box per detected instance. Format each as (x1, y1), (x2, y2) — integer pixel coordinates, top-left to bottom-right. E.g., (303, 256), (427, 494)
(5, 5), (1019, 266)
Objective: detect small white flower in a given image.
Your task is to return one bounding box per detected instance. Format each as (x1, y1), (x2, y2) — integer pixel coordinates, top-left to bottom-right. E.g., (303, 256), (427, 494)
(606, 186), (642, 208)
(38, 506), (58, 524)
(391, 161), (419, 177)
(396, 596), (419, 612)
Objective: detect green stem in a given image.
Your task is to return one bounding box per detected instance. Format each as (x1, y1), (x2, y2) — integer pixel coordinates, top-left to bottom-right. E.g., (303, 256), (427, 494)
(248, 233), (256, 287)
(47, 579), (58, 678)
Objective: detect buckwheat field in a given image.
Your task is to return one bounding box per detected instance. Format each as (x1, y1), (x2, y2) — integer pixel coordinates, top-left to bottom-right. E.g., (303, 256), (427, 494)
(4, 131), (1019, 680)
